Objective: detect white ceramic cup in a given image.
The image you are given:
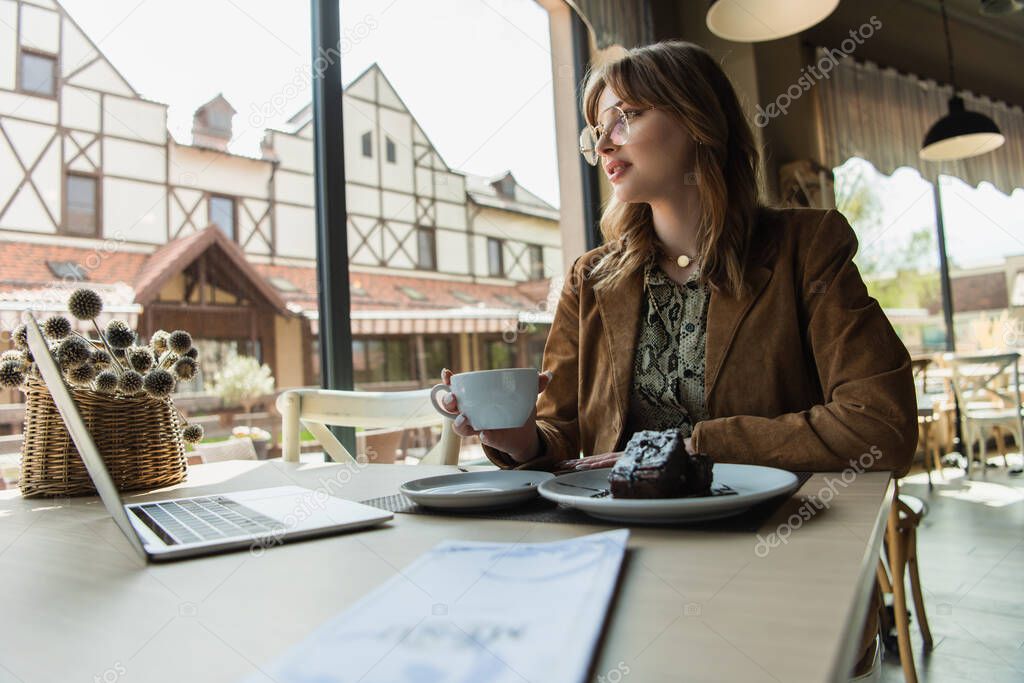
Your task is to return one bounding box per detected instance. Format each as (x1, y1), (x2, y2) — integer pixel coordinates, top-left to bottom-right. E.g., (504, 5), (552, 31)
(430, 368), (539, 430)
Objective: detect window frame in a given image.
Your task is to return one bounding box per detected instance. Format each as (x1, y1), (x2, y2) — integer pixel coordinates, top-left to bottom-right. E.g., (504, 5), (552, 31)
(481, 335), (516, 370)
(528, 243), (544, 279)
(207, 193), (237, 241)
(352, 335), (417, 385)
(385, 136), (397, 163)
(361, 131), (373, 158)
(487, 236), (505, 278)
(17, 48), (58, 99)
(416, 225), (437, 271)
(62, 171), (101, 238)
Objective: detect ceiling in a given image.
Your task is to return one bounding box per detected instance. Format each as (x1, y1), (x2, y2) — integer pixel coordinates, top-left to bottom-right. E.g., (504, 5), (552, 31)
(926, 0), (1024, 45)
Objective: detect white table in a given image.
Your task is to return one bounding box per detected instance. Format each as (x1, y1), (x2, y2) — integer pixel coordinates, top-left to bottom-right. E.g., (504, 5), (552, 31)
(0, 459), (892, 683)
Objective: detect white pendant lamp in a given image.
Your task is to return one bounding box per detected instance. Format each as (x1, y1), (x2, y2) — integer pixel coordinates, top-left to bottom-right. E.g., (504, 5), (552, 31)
(706, 0), (840, 42)
(920, 0), (1005, 161)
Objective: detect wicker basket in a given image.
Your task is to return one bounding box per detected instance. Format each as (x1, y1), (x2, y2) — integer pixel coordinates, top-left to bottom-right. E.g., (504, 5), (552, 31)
(18, 379), (188, 497)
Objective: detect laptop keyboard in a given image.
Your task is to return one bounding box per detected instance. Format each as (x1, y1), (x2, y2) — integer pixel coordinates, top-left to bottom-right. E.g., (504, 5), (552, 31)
(131, 496), (287, 546)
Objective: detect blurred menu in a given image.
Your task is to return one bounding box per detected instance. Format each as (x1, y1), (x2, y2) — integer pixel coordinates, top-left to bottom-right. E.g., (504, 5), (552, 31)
(248, 528), (629, 683)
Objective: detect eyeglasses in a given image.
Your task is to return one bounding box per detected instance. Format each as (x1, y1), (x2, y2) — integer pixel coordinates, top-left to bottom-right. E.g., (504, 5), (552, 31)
(579, 105), (654, 166)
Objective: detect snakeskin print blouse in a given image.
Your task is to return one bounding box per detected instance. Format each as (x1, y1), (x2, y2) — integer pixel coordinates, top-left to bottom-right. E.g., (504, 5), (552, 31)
(625, 257), (711, 439)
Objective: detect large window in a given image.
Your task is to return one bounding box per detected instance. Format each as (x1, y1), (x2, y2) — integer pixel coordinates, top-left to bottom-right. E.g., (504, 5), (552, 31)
(19, 50), (56, 97)
(353, 338), (414, 385)
(65, 173), (99, 236)
(208, 195), (236, 240)
(835, 158), (946, 354)
(422, 337), (452, 380)
(483, 337), (515, 369)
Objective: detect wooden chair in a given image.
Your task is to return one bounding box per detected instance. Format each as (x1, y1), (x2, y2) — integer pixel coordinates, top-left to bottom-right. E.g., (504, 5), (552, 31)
(276, 388), (461, 465)
(912, 357), (944, 488)
(943, 352), (1023, 477)
(877, 481), (933, 683)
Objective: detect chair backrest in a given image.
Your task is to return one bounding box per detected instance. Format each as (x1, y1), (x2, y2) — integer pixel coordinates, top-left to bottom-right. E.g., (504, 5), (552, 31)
(942, 352), (1022, 410)
(194, 437), (258, 464)
(276, 388), (461, 465)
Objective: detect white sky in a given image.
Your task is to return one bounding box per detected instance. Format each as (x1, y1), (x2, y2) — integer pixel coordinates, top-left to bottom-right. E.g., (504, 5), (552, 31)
(57, 0), (1024, 267)
(59, 0), (561, 208)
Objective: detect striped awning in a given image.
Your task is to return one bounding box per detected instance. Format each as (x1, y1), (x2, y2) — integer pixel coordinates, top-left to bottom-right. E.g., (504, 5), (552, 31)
(304, 309), (554, 336)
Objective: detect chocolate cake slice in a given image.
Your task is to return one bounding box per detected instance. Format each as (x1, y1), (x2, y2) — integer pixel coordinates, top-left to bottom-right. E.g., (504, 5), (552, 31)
(609, 428), (713, 499)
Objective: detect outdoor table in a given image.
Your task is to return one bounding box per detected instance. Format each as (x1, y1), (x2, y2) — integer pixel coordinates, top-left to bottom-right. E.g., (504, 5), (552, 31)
(0, 459), (893, 682)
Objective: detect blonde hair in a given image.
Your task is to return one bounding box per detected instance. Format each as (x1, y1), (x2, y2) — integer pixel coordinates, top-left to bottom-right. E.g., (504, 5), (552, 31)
(582, 41), (765, 297)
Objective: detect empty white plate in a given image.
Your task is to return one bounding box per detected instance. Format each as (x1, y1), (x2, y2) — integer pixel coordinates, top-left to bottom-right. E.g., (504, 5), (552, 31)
(400, 470), (555, 510)
(538, 464), (800, 524)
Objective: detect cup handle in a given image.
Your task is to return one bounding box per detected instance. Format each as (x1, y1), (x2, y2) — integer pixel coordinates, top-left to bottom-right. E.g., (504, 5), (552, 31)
(430, 383), (459, 419)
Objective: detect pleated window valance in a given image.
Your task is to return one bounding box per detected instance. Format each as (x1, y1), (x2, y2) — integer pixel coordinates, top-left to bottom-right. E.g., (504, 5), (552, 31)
(567, 0), (653, 50)
(816, 47), (1024, 194)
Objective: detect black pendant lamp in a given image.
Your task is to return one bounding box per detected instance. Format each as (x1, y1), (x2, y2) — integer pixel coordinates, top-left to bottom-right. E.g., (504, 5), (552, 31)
(920, 0), (1005, 161)
(706, 0), (839, 42)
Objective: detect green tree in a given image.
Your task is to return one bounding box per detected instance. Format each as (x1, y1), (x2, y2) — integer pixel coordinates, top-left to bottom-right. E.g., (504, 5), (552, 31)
(835, 163), (936, 278)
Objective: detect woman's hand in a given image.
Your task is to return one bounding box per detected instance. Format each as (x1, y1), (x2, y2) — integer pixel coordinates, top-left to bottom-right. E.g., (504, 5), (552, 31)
(552, 436), (695, 474)
(440, 368), (553, 464)
(553, 451), (622, 474)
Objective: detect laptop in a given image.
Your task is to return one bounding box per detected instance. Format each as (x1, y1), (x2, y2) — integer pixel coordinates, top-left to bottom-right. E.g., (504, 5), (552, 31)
(25, 316), (393, 562)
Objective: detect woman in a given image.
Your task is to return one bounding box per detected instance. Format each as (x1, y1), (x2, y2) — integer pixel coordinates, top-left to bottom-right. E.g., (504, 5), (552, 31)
(438, 40), (916, 679)
(440, 40), (916, 477)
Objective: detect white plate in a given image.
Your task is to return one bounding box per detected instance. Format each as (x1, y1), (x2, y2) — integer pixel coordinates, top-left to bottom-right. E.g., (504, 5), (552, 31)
(538, 463), (800, 524)
(400, 471), (555, 510)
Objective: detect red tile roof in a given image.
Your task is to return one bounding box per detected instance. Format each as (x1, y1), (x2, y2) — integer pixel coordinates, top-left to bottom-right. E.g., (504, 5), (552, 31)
(0, 240), (147, 288)
(252, 263), (552, 312)
(0, 236), (553, 315)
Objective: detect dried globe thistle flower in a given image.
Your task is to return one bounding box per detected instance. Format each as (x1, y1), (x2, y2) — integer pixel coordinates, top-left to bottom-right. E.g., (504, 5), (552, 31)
(127, 346), (155, 373)
(168, 330), (192, 354)
(118, 370), (144, 395)
(172, 356), (198, 381)
(11, 324), (28, 350)
(104, 320), (135, 349)
(26, 363), (41, 381)
(182, 423), (204, 444)
(0, 350), (23, 365)
(151, 330), (170, 356)
(67, 363), (97, 387)
(56, 336), (93, 370)
(143, 368), (175, 398)
(41, 315), (72, 340)
(0, 360), (25, 388)
(91, 349), (112, 368)
(184, 347), (199, 360)
(68, 288), (103, 321)
(94, 370), (119, 394)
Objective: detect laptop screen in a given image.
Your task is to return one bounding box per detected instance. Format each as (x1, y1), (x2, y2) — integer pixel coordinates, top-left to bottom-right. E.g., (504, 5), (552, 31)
(24, 316), (148, 560)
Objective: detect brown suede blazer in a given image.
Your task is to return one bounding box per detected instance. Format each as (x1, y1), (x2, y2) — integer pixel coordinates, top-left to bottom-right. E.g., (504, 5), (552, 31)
(483, 206), (918, 476)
